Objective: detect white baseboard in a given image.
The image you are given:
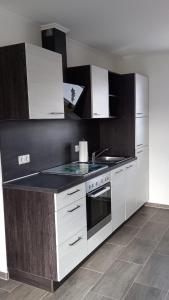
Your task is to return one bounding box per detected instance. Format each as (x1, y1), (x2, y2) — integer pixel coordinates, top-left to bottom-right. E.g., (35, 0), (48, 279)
(0, 271), (9, 280)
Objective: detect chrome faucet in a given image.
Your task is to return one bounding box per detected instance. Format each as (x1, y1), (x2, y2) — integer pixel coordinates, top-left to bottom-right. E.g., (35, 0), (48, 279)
(92, 147), (110, 164)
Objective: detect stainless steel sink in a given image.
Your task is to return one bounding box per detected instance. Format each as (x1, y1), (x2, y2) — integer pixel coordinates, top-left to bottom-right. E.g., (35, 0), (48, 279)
(96, 156), (128, 163)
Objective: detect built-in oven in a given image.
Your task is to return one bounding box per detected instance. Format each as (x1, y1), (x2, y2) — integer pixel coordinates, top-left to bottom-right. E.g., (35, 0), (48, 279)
(86, 173), (111, 239)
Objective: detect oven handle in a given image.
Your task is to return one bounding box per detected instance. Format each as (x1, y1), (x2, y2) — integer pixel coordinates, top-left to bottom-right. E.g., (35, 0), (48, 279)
(89, 186), (111, 198)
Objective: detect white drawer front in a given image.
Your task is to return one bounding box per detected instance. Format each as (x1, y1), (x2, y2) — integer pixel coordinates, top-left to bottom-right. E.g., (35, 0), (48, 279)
(57, 228), (87, 281)
(55, 197), (86, 245)
(54, 183), (86, 211)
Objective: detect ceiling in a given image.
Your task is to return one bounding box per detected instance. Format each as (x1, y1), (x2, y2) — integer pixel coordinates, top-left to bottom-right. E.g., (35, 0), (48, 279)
(1, 0), (169, 55)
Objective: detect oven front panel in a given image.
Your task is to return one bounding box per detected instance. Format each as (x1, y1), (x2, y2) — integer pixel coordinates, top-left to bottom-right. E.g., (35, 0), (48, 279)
(86, 183), (111, 238)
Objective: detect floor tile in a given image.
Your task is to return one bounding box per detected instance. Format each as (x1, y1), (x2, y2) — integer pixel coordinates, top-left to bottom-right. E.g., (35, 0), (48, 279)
(82, 243), (124, 273)
(92, 260), (140, 299)
(155, 228), (169, 255)
(0, 289), (9, 300)
(150, 209), (169, 224)
(136, 221), (167, 242)
(125, 212), (150, 228)
(0, 279), (20, 292)
(138, 206), (158, 217)
(136, 253), (169, 290)
(43, 268), (102, 300)
(0, 284), (47, 300)
(119, 238), (157, 264)
(83, 291), (113, 299)
(107, 225), (139, 246)
(124, 282), (167, 300)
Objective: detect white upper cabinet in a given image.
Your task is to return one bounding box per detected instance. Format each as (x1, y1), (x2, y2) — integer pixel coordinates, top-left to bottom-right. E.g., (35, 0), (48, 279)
(135, 117), (149, 148)
(135, 74), (149, 117)
(25, 44), (64, 119)
(91, 66), (109, 118)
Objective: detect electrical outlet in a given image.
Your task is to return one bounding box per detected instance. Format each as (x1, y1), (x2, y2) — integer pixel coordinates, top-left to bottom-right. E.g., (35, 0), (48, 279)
(18, 154), (30, 165)
(75, 145), (79, 152)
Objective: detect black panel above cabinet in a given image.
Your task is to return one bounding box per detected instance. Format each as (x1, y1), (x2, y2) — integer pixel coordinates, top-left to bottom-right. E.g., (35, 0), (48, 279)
(0, 43), (64, 120)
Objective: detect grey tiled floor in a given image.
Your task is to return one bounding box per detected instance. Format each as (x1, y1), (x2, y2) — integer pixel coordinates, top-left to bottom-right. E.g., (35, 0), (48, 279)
(1, 206), (169, 300)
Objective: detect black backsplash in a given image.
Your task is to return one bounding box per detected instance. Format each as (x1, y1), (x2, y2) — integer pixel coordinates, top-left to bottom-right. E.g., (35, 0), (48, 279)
(0, 119), (100, 181)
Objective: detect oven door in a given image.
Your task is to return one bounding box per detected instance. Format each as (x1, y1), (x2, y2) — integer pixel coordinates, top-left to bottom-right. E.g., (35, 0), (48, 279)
(86, 183), (111, 239)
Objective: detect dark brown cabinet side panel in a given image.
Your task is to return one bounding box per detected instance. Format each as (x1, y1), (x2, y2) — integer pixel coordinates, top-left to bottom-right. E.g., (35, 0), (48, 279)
(3, 189), (57, 280)
(0, 43), (29, 119)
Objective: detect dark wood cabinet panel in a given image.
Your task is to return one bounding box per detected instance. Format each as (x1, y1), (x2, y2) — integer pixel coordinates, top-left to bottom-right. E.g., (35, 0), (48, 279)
(3, 189), (57, 281)
(0, 43), (29, 119)
(66, 65), (92, 119)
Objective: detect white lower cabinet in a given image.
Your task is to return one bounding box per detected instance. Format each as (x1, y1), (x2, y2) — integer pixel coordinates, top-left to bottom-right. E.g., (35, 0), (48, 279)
(111, 167), (126, 231)
(136, 147), (149, 209)
(57, 228), (87, 281)
(125, 161), (137, 219)
(55, 197), (86, 245)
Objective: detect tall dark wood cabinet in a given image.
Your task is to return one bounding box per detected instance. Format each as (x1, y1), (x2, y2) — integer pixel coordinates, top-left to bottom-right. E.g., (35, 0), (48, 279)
(0, 43), (64, 120)
(99, 73), (135, 157)
(3, 188), (57, 291)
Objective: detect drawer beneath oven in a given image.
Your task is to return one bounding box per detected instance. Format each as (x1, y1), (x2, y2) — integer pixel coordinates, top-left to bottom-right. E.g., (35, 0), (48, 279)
(55, 197), (87, 245)
(57, 228), (87, 281)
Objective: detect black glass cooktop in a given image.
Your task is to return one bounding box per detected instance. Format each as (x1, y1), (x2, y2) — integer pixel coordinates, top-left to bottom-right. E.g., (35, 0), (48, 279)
(42, 162), (108, 176)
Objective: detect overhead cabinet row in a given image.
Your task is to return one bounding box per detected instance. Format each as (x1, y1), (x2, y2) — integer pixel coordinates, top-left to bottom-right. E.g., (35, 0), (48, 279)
(0, 43), (148, 120)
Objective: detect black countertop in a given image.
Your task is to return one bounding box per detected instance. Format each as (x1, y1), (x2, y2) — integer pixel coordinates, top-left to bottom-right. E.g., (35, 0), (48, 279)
(3, 157), (137, 193)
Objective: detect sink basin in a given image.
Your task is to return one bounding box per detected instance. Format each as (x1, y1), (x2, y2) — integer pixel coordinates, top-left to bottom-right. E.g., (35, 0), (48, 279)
(96, 156), (128, 164)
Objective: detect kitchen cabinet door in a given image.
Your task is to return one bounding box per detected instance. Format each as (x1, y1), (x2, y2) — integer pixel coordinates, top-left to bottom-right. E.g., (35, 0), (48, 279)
(135, 74), (149, 117)
(111, 167), (125, 231)
(26, 44), (64, 119)
(135, 117), (149, 148)
(91, 66), (109, 118)
(125, 161), (137, 219)
(136, 147), (149, 209)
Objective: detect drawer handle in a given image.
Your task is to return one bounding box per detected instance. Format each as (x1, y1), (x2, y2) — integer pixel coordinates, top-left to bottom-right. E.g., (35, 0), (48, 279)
(67, 189), (80, 196)
(136, 113), (143, 115)
(126, 165), (133, 169)
(49, 112), (64, 115)
(137, 144), (143, 146)
(69, 236), (82, 246)
(67, 205), (80, 213)
(115, 169), (123, 174)
(137, 150), (143, 154)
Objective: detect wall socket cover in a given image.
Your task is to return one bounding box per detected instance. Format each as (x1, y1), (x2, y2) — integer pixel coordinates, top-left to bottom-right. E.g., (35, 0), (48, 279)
(18, 154), (30, 165)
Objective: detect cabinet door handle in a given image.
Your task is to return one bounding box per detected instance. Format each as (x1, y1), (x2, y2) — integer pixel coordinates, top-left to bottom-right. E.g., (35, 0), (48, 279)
(136, 113), (143, 115)
(115, 169), (123, 174)
(67, 205), (80, 213)
(93, 113), (101, 116)
(126, 165), (133, 169)
(137, 144), (143, 147)
(69, 236), (82, 246)
(137, 150), (143, 154)
(49, 112), (64, 114)
(67, 189), (80, 196)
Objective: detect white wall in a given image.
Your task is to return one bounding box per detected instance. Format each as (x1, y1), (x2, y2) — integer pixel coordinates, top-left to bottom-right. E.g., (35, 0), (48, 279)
(0, 6), (115, 276)
(67, 38), (115, 70)
(115, 53), (169, 205)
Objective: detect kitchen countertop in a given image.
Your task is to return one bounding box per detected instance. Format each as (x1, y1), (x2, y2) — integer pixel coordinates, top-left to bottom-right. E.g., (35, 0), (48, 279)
(3, 157), (137, 193)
